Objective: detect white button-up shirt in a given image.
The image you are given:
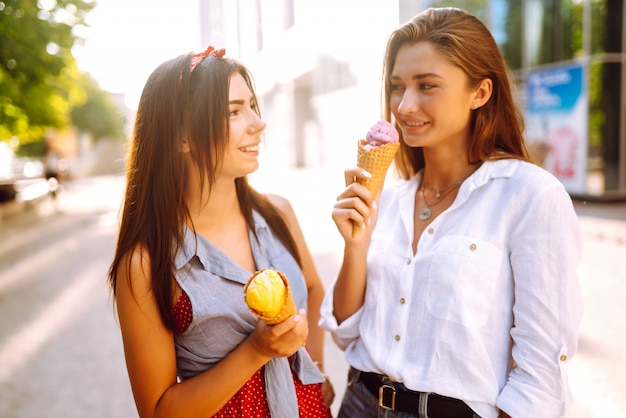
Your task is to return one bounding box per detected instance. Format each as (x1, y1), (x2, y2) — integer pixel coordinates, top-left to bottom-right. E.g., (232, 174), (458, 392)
(320, 159), (583, 418)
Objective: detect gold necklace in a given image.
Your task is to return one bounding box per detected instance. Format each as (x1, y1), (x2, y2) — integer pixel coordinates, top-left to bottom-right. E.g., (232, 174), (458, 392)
(418, 183), (462, 221)
(422, 179), (465, 199)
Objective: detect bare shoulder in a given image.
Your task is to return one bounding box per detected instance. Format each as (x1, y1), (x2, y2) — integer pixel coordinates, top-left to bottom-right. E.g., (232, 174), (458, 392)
(116, 244), (152, 297)
(265, 193), (295, 218)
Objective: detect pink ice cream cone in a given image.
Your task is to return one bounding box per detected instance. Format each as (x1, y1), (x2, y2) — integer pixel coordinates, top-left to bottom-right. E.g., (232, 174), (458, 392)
(353, 120), (400, 237)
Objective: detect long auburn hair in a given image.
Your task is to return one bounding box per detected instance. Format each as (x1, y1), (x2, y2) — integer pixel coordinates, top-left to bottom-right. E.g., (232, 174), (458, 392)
(382, 7), (532, 179)
(108, 51), (301, 332)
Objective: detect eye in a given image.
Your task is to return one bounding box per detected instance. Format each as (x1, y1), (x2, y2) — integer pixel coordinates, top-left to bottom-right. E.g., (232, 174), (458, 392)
(419, 83), (435, 90)
(229, 108), (241, 117)
(390, 83), (405, 92)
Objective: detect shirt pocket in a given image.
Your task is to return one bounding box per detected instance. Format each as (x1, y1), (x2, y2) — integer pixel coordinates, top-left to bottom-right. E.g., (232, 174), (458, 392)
(425, 235), (503, 328)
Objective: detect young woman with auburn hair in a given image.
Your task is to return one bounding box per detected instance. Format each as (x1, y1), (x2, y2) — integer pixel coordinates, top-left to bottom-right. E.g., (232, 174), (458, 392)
(322, 8), (582, 418)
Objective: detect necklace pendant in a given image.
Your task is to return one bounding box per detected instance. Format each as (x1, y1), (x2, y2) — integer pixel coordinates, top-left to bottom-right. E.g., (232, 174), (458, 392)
(435, 191), (441, 199)
(419, 206), (432, 221)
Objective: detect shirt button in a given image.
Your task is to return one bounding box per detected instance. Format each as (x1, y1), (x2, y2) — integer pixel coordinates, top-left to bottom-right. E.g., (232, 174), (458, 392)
(395, 335), (401, 341)
(427, 228), (434, 234)
(400, 298), (406, 304)
(469, 243), (477, 251)
(560, 355), (567, 362)
(406, 258), (411, 265)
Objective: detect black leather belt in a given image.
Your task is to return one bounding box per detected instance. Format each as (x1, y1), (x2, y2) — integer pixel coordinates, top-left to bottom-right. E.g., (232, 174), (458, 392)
(358, 370), (477, 417)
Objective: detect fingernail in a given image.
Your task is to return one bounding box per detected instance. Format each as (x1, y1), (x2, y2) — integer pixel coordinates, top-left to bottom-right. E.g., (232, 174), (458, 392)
(298, 309), (306, 314)
(361, 222), (366, 230)
(362, 170), (372, 178)
(372, 201), (377, 210)
(293, 314), (301, 322)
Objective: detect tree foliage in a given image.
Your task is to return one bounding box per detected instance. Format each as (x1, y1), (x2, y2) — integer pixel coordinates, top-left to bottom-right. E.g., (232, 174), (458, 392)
(71, 74), (126, 140)
(0, 0), (124, 148)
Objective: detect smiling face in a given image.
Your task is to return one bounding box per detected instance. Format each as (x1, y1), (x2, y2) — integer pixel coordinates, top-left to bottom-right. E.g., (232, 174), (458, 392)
(389, 42), (477, 150)
(219, 72), (266, 180)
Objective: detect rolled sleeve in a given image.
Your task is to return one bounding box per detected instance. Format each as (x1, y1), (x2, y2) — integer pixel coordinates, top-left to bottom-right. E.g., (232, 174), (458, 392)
(318, 282), (364, 351)
(497, 182), (583, 417)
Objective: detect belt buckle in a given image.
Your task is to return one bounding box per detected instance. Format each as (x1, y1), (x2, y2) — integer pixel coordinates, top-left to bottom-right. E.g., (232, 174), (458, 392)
(378, 384), (396, 411)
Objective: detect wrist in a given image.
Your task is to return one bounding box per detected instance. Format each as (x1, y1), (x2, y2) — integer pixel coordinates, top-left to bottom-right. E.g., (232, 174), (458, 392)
(313, 361), (325, 372)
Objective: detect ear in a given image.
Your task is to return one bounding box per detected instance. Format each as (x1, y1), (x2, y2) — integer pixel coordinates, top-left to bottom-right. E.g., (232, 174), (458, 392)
(471, 78), (493, 109)
(180, 138), (190, 153)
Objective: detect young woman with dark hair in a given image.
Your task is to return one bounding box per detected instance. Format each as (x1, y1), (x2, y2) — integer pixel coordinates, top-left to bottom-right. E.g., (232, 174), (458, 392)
(109, 47), (333, 418)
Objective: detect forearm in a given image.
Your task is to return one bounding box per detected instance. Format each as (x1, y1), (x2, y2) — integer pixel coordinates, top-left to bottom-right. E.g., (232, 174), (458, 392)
(155, 338), (270, 418)
(306, 282), (326, 363)
(333, 244), (368, 324)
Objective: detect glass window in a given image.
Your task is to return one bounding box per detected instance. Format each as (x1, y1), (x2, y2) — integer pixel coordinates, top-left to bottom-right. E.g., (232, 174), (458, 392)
(497, 0), (523, 70)
(524, 0), (584, 67)
(591, 0), (623, 54)
(588, 61), (622, 190)
(561, 0), (584, 59)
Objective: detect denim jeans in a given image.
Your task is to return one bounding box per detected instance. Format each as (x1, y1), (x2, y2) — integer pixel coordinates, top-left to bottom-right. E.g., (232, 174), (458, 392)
(337, 367), (481, 418)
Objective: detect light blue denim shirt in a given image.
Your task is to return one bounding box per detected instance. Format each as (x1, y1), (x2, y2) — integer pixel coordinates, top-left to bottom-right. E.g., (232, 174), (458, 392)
(174, 210), (323, 418)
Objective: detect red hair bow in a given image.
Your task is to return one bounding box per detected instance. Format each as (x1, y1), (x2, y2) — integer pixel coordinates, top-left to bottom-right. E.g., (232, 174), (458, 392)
(190, 46), (226, 72)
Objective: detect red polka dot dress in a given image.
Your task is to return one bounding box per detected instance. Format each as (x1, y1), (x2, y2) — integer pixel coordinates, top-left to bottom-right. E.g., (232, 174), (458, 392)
(175, 291), (332, 418)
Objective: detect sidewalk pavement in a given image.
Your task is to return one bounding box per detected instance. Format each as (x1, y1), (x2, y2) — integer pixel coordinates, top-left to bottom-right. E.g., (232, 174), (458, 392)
(573, 199), (626, 244)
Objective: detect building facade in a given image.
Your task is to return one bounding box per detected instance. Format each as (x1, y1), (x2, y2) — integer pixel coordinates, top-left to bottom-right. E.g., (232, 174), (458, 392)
(199, 0), (626, 200)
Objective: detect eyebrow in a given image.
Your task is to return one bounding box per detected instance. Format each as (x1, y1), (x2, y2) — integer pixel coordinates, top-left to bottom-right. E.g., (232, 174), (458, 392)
(228, 97), (256, 106)
(390, 73), (444, 81)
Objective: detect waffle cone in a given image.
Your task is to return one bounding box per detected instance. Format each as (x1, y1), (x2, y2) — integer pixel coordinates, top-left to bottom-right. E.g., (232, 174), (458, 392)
(353, 140), (400, 236)
(244, 269), (297, 325)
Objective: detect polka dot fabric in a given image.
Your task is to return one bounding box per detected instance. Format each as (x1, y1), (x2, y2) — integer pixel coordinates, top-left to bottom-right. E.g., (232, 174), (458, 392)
(213, 369), (270, 417)
(174, 290), (193, 332)
(174, 291), (332, 417)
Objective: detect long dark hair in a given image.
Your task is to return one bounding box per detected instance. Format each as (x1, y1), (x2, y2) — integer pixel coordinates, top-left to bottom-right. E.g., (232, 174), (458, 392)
(382, 7), (531, 179)
(108, 51), (301, 332)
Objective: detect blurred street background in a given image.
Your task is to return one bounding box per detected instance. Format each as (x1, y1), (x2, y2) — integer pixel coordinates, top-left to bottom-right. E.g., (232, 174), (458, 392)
(2, 0), (626, 417)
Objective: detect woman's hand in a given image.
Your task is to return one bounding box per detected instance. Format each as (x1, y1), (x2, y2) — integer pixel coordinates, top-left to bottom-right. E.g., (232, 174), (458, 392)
(332, 168), (379, 242)
(320, 374), (335, 409)
(247, 309), (309, 360)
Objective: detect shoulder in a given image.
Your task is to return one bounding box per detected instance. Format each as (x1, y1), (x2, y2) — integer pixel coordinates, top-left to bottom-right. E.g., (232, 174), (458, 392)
(263, 193), (300, 228)
(264, 193), (294, 215)
(263, 193), (308, 247)
(481, 160), (575, 217)
(483, 159), (565, 191)
(116, 244), (152, 296)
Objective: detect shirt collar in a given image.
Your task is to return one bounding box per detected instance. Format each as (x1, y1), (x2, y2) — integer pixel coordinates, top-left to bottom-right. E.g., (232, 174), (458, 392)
(399, 159), (518, 191)
(395, 159), (519, 218)
(174, 210), (270, 274)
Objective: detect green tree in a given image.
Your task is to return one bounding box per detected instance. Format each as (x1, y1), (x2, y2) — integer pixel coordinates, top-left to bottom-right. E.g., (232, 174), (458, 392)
(0, 0), (94, 145)
(71, 74), (126, 141)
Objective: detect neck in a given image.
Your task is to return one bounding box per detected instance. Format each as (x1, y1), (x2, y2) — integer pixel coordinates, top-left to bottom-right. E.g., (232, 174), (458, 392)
(421, 146), (480, 187)
(421, 164), (479, 189)
(185, 175), (241, 228)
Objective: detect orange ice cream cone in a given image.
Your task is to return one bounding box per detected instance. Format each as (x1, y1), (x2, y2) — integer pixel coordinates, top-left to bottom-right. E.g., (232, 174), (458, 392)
(244, 268), (297, 325)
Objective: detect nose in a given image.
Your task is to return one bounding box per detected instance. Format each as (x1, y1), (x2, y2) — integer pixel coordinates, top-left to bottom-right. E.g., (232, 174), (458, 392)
(397, 89), (419, 115)
(248, 115), (267, 135)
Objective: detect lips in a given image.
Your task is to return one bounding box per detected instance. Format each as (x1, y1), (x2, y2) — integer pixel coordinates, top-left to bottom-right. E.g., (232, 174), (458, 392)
(239, 144), (259, 152)
(404, 120), (428, 128)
